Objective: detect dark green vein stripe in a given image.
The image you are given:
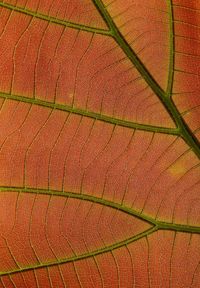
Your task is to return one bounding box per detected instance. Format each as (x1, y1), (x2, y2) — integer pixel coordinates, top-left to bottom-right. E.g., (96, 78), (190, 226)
(1, 186), (200, 234)
(158, 222), (200, 234)
(92, 0), (200, 159)
(0, 92), (179, 135)
(166, 0), (175, 98)
(0, 1), (112, 36)
(0, 226), (157, 277)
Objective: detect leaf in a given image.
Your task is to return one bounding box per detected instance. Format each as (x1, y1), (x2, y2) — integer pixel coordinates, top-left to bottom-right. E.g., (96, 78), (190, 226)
(0, 0), (199, 287)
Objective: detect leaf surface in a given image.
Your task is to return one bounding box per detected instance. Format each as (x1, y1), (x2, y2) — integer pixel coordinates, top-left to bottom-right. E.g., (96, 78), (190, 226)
(0, 0), (199, 287)
(172, 1), (200, 140)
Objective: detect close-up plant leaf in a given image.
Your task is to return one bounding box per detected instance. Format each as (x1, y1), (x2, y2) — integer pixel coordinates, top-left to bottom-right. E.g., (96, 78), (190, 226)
(0, 0), (200, 287)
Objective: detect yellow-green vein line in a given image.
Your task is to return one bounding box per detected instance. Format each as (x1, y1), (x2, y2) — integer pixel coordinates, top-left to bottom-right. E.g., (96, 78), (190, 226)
(0, 1), (112, 36)
(166, 0), (175, 98)
(0, 92), (179, 135)
(0, 226), (157, 277)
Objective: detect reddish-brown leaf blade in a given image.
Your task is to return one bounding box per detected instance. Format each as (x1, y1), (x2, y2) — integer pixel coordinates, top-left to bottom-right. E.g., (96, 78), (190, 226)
(0, 8), (174, 127)
(0, 102), (199, 226)
(1, 231), (200, 288)
(172, 1), (200, 140)
(0, 191), (151, 274)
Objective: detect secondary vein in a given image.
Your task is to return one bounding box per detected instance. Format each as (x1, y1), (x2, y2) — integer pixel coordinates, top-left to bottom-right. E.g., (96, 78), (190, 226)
(0, 185), (199, 276)
(0, 92), (179, 135)
(166, 0), (175, 98)
(1, 186), (200, 234)
(0, 226), (157, 277)
(0, 1), (112, 36)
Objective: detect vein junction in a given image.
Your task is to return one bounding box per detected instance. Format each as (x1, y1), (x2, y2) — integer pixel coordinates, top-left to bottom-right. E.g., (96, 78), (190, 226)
(92, 0), (200, 159)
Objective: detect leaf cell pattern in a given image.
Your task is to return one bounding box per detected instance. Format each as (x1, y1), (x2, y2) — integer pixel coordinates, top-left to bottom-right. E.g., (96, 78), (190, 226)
(0, 0), (199, 287)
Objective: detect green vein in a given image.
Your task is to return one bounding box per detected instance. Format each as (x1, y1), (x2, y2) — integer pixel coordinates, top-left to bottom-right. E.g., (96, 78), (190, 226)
(1, 186), (200, 234)
(0, 92), (179, 135)
(92, 0), (200, 159)
(0, 226), (157, 277)
(0, 186), (157, 225)
(166, 0), (175, 98)
(0, 1), (112, 36)
(157, 222), (200, 234)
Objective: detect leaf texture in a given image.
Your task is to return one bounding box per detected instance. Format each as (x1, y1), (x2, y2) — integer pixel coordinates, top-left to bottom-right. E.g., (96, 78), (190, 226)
(1, 0), (108, 29)
(172, 1), (200, 140)
(101, 0), (171, 89)
(0, 0), (199, 287)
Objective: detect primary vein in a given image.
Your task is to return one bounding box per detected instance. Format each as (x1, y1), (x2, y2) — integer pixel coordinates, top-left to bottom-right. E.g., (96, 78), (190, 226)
(92, 0), (200, 159)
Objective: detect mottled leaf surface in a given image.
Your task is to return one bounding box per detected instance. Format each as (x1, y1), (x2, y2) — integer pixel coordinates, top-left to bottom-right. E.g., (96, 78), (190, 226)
(0, 0), (199, 287)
